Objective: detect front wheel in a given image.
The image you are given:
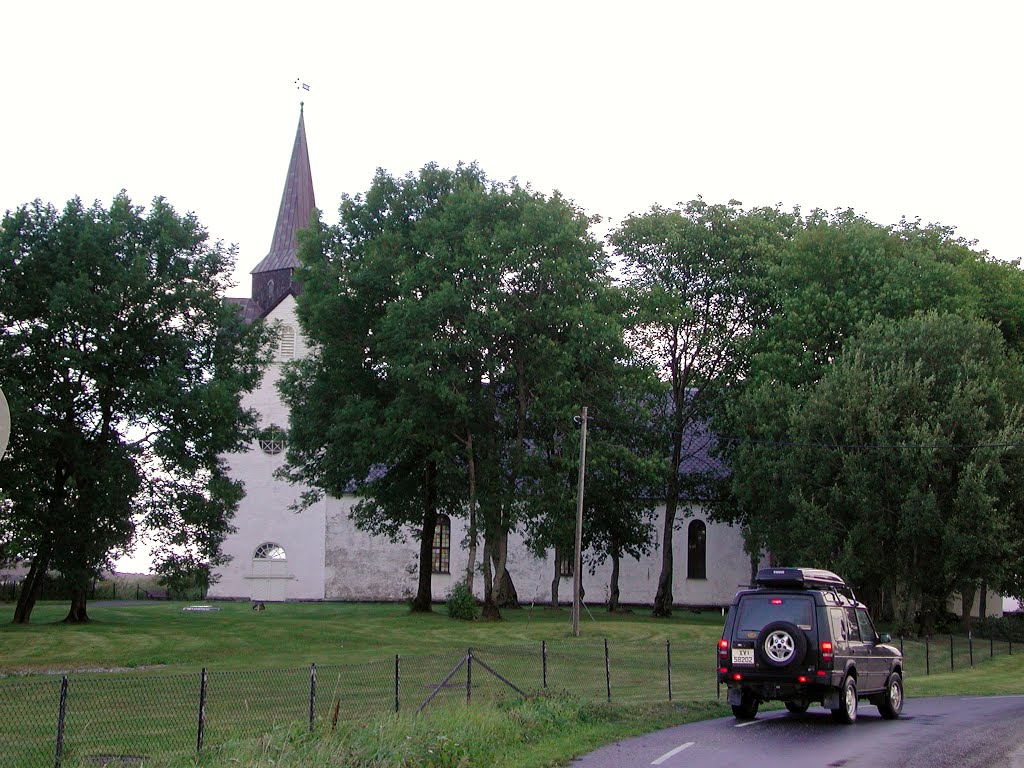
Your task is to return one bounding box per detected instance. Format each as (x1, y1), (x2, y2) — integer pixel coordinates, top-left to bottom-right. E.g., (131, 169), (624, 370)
(831, 676), (858, 724)
(732, 690), (759, 720)
(877, 673), (903, 719)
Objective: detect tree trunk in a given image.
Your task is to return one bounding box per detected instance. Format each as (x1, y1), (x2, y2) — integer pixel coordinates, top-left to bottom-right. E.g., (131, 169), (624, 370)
(551, 553), (561, 607)
(410, 461), (438, 613)
(12, 554), (48, 624)
(960, 583), (977, 632)
(64, 584), (90, 624)
(493, 533), (519, 608)
(653, 425), (683, 618)
(608, 551), (621, 612)
(481, 533), (501, 619)
(464, 433), (478, 595)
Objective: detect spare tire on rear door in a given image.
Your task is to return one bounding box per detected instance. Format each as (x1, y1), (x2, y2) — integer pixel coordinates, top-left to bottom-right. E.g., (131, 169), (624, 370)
(756, 621), (807, 668)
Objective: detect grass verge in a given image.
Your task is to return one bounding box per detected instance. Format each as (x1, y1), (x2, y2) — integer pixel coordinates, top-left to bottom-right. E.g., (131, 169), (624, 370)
(167, 695), (731, 768)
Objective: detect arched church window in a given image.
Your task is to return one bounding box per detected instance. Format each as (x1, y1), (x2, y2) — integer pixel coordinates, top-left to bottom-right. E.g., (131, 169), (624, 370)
(431, 515), (451, 574)
(687, 519), (707, 580)
(257, 425), (287, 455)
(254, 543), (287, 561)
(278, 325), (296, 360)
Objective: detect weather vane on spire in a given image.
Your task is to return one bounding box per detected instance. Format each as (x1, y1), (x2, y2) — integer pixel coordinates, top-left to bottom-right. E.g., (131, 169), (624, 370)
(295, 78), (310, 92)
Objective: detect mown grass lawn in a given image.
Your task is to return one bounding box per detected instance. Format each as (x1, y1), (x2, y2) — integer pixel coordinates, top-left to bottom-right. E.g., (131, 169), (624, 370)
(0, 599), (726, 674)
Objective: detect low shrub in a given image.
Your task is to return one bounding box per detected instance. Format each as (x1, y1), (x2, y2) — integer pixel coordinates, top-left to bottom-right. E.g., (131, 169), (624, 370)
(445, 580), (478, 620)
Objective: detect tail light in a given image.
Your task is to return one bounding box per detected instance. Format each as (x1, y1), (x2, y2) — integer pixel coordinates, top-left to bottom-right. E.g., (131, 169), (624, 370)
(718, 639), (729, 659)
(820, 641), (834, 662)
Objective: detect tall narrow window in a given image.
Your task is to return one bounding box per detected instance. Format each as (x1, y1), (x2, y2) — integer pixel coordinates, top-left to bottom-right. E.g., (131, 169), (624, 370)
(432, 514), (451, 574)
(278, 325), (296, 360)
(687, 520), (707, 580)
(558, 547), (573, 578)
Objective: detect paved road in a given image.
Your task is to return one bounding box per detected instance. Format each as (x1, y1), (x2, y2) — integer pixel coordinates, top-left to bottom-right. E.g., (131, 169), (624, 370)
(572, 696), (1024, 768)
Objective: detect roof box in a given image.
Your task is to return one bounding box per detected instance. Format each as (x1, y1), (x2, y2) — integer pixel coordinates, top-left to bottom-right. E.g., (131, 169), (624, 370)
(754, 567), (850, 595)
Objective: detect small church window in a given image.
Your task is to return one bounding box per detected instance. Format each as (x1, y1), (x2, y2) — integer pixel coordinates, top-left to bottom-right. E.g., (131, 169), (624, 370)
(278, 325), (296, 360)
(558, 548), (574, 578)
(254, 543), (287, 561)
(687, 519), (707, 580)
(258, 425), (287, 455)
(431, 515), (451, 574)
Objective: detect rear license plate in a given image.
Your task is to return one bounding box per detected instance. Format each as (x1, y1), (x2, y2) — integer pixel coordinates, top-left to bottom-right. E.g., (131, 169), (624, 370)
(732, 648), (754, 665)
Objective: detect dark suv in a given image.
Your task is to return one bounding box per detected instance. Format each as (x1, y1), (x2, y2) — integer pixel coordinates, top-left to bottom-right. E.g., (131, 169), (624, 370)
(717, 567), (903, 723)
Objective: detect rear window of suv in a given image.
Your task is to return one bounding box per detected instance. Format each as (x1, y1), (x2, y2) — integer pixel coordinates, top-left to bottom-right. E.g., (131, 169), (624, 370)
(737, 595), (815, 632)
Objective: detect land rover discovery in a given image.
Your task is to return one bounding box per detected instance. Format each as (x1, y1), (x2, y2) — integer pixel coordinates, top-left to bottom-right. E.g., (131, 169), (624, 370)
(717, 567), (903, 723)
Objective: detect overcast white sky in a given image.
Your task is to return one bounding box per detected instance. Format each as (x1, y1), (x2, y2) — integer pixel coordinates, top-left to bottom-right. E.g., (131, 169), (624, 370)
(3, 1), (1022, 574)
(4, 1), (1023, 296)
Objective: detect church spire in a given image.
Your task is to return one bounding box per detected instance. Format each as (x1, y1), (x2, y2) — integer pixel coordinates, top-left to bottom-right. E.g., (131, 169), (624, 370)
(251, 105), (316, 275)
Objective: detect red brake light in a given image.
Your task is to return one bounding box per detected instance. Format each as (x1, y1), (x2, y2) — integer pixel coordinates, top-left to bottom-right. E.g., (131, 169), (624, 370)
(797, 675), (808, 684)
(771, 599), (783, 605)
(820, 641), (834, 661)
(732, 673), (743, 681)
(718, 639), (729, 658)
(718, 667), (728, 674)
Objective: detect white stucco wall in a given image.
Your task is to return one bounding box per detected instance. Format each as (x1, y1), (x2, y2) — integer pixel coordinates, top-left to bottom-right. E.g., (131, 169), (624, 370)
(210, 297), (325, 600)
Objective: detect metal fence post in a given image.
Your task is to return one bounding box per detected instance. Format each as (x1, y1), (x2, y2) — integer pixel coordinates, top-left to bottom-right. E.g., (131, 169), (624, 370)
(604, 639), (611, 702)
(969, 632), (974, 667)
(666, 640), (672, 702)
(197, 668), (208, 753)
(395, 655), (400, 713)
(990, 635), (994, 659)
(950, 635), (954, 672)
(309, 663), (317, 732)
(54, 675), (68, 768)
(542, 641), (548, 690)
(926, 636), (930, 675)
(466, 648), (472, 705)
(899, 636), (904, 656)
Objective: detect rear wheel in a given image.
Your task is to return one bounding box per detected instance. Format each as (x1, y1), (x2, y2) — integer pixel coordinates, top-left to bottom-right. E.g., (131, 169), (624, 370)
(877, 673), (903, 719)
(732, 690), (759, 720)
(831, 676), (858, 724)
(785, 700), (809, 714)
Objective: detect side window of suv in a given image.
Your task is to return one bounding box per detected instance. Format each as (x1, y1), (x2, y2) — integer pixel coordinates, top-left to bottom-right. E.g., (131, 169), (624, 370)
(829, 608), (847, 643)
(856, 608), (876, 642)
(844, 607), (862, 641)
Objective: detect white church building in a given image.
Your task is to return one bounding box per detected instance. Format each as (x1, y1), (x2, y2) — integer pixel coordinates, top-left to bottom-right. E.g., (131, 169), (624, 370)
(210, 107), (751, 607)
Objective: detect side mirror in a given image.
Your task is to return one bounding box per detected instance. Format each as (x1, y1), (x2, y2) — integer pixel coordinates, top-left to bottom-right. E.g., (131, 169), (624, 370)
(878, 633), (892, 644)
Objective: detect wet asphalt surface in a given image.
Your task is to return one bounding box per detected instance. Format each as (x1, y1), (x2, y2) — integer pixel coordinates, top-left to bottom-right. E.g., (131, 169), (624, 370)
(572, 695), (1024, 768)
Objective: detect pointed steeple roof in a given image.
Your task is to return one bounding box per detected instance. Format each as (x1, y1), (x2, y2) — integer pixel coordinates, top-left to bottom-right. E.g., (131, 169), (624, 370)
(251, 104), (316, 274)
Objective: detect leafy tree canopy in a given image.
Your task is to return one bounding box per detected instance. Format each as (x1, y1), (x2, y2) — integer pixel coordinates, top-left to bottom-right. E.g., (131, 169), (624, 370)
(0, 194), (273, 623)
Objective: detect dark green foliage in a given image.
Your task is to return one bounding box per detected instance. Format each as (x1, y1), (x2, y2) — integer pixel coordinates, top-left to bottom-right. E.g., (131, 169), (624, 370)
(445, 579), (478, 620)
(280, 163), (630, 617)
(0, 194), (273, 623)
(711, 209), (1024, 631)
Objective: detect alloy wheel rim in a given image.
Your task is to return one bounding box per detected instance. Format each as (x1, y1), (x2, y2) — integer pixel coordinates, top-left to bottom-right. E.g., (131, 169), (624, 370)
(765, 631), (795, 663)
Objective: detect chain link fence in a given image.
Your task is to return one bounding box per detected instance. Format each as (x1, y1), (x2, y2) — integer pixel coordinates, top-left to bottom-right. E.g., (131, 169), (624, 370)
(0, 637), (715, 767)
(1, 629), (1017, 767)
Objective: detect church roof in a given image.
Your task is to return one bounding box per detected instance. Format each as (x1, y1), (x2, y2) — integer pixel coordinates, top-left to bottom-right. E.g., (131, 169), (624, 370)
(251, 105), (316, 275)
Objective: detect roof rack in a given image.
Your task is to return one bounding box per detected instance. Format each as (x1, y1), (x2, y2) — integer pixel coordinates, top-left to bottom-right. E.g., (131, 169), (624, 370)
(753, 567), (857, 601)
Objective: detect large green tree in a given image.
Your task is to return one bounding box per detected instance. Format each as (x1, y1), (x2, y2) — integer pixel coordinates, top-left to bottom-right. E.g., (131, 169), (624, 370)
(611, 200), (796, 616)
(281, 163), (626, 616)
(755, 313), (1024, 632)
(713, 211), (1024, 627)
(0, 195), (272, 623)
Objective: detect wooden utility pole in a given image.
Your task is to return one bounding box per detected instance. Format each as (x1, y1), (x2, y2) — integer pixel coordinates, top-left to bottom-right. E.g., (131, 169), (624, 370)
(572, 406), (588, 637)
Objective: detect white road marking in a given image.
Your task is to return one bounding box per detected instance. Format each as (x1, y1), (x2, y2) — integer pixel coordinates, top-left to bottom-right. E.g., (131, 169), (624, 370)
(651, 741), (694, 765)
(734, 715), (786, 728)
(960, 695), (1024, 699)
